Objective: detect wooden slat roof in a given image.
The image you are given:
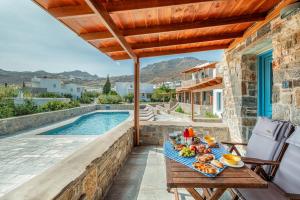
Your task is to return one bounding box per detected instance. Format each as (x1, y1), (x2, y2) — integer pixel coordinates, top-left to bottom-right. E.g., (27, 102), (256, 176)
(33, 0), (293, 60)
(181, 62), (217, 74)
(176, 77), (223, 92)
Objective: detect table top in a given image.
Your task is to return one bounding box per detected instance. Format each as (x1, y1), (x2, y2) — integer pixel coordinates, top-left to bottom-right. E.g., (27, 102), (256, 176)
(165, 158), (268, 189)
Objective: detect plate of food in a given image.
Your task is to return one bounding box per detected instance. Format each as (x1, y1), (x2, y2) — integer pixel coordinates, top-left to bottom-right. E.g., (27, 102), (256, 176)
(204, 135), (216, 143)
(192, 162), (218, 175)
(179, 147), (196, 157)
(174, 144), (186, 151)
(196, 154), (215, 163)
(210, 159), (224, 168)
(196, 144), (212, 154)
(220, 154), (244, 168)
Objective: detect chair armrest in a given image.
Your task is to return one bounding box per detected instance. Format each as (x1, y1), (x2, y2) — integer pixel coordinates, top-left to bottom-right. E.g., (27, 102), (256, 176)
(242, 157), (280, 166)
(221, 141), (248, 146)
(221, 141), (247, 156)
(285, 193), (300, 199)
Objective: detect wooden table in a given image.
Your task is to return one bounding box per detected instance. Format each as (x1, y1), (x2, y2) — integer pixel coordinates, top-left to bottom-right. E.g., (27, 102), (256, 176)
(165, 158), (268, 200)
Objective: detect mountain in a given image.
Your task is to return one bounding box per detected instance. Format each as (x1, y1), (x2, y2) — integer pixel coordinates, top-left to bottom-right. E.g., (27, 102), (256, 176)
(104, 57), (209, 84)
(0, 69), (99, 85)
(0, 57), (211, 86)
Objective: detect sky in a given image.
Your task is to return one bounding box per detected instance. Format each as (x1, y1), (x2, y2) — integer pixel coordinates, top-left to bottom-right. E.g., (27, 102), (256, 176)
(0, 0), (224, 77)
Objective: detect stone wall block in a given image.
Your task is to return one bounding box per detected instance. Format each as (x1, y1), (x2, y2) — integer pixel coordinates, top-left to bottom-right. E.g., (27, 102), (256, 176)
(294, 88), (300, 108)
(82, 167), (97, 200)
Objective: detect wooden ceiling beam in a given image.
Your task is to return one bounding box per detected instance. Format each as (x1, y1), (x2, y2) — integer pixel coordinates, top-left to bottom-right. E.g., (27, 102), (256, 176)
(99, 32), (242, 52)
(48, 4), (94, 19)
(111, 44), (229, 60)
(106, 0), (221, 13)
(84, 0), (137, 62)
(81, 13), (266, 41)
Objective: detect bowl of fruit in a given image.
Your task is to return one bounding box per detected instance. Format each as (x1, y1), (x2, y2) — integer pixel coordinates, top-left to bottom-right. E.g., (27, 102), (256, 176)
(179, 147), (196, 157)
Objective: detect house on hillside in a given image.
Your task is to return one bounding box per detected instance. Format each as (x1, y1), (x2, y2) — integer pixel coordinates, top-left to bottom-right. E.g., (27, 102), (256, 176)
(115, 82), (154, 101)
(154, 81), (181, 89)
(31, 77), (84, 98)
(176, 62), (223, 119)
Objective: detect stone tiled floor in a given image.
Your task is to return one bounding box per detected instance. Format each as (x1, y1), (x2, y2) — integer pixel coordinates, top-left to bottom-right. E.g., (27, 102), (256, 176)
(105, 146), (232, 200)
(0, 131), (96, 197)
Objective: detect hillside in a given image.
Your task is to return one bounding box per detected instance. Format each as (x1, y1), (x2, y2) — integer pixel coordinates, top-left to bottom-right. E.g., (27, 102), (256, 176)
(0, 57), (210, 86)
(0, 69), (99, 85)
(102, 57), (209, 84)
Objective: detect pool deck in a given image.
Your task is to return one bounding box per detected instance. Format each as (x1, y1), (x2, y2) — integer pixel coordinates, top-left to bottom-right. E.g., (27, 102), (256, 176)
(0, 119), (98, 197)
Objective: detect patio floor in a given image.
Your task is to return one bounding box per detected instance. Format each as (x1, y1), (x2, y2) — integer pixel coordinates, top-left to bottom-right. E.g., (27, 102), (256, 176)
(105, 146), (232, 200)
(0, 128), (97, 197)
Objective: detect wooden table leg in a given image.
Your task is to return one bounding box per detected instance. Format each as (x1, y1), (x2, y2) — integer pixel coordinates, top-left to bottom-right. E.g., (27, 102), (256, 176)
(173, 188), (179, 200)
(186, 188), (205, 200)
(203, 188), (211, 198)
(207, 188), (226, 200)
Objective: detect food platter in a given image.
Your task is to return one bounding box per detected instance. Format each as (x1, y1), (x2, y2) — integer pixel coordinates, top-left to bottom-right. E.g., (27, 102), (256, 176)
(220, 157), (245, 168)
(165, 128), (243, 177)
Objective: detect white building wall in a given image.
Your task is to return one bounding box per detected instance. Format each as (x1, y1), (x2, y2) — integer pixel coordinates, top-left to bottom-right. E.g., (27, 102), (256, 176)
(31, 77), (83, 99)
(115, 82), (154, 101)
(213, 89), (223, 117)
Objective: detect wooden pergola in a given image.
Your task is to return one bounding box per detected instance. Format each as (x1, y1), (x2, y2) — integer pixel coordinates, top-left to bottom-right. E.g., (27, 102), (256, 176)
(32, 0), (296, 145)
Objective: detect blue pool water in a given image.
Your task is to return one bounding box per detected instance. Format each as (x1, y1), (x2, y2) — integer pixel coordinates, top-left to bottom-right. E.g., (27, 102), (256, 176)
(42, 112), (129, 135)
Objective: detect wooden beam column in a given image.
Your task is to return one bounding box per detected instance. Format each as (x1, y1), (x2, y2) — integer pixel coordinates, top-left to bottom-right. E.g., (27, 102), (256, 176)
(134, 58), (140, 146)
(191, 92), (194, 121)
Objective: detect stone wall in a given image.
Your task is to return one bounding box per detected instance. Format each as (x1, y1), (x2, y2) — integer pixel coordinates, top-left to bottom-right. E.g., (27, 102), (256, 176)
(272, 12), (300, 124)
(179, 102), (213, 116)
(222, 10), (300, 142)
(140, 121), (230, 145)
(0, 105), (97, 136)
(2, 122), (134, 200)
(223, 54), (258, 142)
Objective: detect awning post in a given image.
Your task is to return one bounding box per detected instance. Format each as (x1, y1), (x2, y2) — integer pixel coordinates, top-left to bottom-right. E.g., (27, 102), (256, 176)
(134, 58), (140, 146)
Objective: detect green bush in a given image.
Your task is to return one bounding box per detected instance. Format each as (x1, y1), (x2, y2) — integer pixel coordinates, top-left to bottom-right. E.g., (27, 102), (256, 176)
(175, 106), (184, 113)
(98, 94), (122, 104)
(109, 91), (118, 95)
(0, 86), (18, 99)
(79, 95), (93, 104)
(14, 100), (38, 116)
(63, 93), (73, 99)
(37, 92), (62, 98)
(83, 91), (100, 98)
(204, 111), (218, 118)
(124, 93), (134, 103)
(151, 85), (175, 102)
(38, 101), (80, 112)
(0, 99), (15, 119)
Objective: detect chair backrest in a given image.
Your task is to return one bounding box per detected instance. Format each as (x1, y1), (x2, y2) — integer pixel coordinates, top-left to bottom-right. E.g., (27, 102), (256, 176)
(273, 127), (300, 194)
(246, 117), (284, 160)
(246, 118), (294, 174)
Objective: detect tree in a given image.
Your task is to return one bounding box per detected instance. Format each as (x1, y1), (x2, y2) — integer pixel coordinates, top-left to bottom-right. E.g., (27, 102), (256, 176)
(151, 85), (175, 102)
(124, 93), (134, 103)
(103, 75), (111, 94)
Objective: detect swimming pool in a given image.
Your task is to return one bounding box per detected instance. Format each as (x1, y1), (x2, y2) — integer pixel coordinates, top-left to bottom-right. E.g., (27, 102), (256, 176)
(42, 112), (130, 135)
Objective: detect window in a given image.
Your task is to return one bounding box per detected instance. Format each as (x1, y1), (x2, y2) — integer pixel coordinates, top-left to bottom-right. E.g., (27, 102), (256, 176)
(53, 84), (56, 88)
(202, 91), (207, 104)
(70, 88), (73, 92)
(77, 88), (80, 92)
(217, 92), (222, 111)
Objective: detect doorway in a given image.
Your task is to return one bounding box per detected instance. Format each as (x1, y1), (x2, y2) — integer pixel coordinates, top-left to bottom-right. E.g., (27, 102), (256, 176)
(258, 50), (273, 118)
